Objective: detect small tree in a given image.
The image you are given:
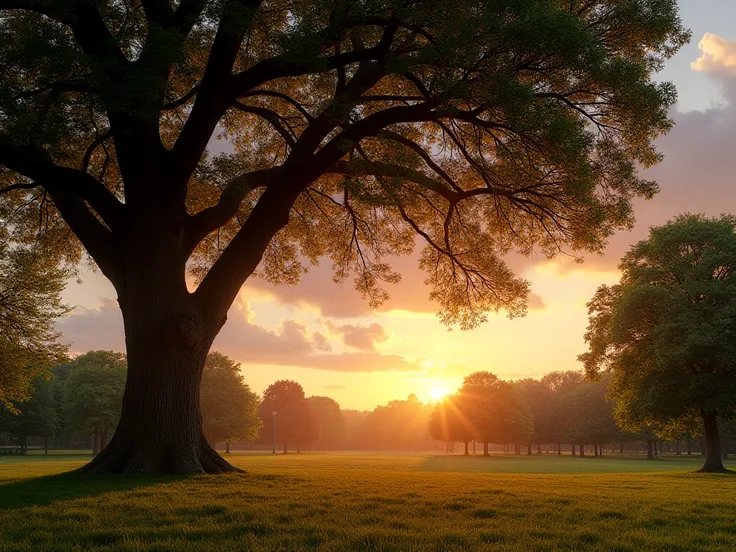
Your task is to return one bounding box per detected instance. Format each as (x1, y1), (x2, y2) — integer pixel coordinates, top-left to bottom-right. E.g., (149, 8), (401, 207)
(306, 396), (345, 451)
(581, 214), (736, 472)
(0, 375), (60, 453)
(200, 352), (261, 451)
(258, 380), (315, 453)
(64, 351), (126, 456)
(429, 394), (475, 454)
(460, 371), (533, 456)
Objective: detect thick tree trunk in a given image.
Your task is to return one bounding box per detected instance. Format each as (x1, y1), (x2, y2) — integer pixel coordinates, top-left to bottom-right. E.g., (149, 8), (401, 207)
(464, 441), (469, 456)
(483, 441), (489, 457)
(646, 439), (654, 460)
(77, 287), (238, 474)
(571, 444), (576, 456)
(557, 443), (561, 456)
(700, 411), (726, 473)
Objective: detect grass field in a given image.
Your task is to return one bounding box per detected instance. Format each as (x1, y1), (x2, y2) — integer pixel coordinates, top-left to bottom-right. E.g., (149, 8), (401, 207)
(1, 452), (735, 551)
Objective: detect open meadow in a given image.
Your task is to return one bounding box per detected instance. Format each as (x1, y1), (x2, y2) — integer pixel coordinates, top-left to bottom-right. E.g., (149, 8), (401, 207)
(1, 452), (735, 551)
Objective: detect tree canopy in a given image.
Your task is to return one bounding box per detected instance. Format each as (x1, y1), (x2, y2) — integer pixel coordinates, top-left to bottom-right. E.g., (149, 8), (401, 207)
(0, 0), (689, 474)
(0, 236), (69, 409)
(200, 352), (261, 447)
(306, 396), (345, 450)
(581, 213), (736, 472)
(63, 350), (127, 454)
(258, 380), (316, 452)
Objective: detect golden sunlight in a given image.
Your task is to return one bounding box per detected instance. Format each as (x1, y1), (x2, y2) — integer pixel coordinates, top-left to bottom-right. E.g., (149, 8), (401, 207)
(428, 386), (449, 401)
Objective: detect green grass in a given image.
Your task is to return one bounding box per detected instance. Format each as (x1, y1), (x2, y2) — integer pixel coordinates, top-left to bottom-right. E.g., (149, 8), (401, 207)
(1, 452), (735, 551)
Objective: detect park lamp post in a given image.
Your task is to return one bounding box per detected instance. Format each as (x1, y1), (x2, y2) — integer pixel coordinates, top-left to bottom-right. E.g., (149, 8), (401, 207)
(272, 411), (277, 454)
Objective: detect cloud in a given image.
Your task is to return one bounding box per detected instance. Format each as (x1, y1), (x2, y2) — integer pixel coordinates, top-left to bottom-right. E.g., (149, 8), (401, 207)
(328, 322), (388, 351)
(57, 298), (125, 353)
(57, 295), (419, 373)
(324, 385), (347, 390)
(691, 33), (736, 76)
(527, 293), (545, 311)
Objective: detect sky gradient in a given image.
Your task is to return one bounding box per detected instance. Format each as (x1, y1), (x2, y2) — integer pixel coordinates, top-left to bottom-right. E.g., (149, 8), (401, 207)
(58, 2), (736, 410)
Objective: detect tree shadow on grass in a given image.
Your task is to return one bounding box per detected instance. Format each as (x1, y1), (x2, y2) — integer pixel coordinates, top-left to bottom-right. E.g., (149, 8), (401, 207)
(0, 471), (182, 511)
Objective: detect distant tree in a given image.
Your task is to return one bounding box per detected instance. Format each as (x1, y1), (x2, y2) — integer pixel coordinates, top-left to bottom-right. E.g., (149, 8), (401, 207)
(306, 396), (345, 451)
(0, 237), (69, 409)
(429, 394), (475, 454)
(64, 351), (126, 456)
(460, 372), (533, 456)
(359, 394), (435, 451)
(515, 378), (554, 454)
(200, 352), (261, 452)
(342, 409), (370, 450)
(0, 0), (688, 474)
(563, 378), (619, 456)
(541, 370), (586, 453)
(259, 380), (316, 453)
(0, 375), (60, 453)
(581, 214), (736, 472)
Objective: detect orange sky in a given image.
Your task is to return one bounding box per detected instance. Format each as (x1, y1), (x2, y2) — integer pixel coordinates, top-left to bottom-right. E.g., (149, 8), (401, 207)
(58, 14), (736, 411)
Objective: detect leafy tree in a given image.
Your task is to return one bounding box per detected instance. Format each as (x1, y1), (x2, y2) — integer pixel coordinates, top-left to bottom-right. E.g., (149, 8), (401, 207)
(460, 371), (533, 455)
(515, 378), (554, 454)
(581, 214), (736, 472)
(200, 352), (261, 452)
(357, 394), (435, 451)
(563, 378), (619, 456)
(259, 380), (315, 453)
(0, 0), (688, 473)
(0, 236), (69, 409)
(306, 396), (345, 451)
(428, 393), (475, 454)
(64, 351), (126, 456)
(0, 375), (60, 453)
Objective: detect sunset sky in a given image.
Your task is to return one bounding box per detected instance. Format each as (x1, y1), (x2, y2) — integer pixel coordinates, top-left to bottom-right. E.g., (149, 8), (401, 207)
(58, 1), (736, 411)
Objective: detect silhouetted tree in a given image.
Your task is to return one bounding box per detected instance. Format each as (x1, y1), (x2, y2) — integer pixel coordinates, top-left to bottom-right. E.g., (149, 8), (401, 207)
(581, 214), (736, 472)
(307, 396), (345, 451)
(0, 0), (688, 474)
(429, 394), (475, 454)
(460, 372), (533, 455)
(259, 380), (315, 453)
(200, 352), (261, 452)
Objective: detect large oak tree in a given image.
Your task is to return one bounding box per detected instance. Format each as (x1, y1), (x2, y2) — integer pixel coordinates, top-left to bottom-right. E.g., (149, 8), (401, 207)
(581, 214), (736, 473)
(0, 0), (687, 473)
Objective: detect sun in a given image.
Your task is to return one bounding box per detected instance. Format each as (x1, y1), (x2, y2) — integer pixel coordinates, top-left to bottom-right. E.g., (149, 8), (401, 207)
(428, 386), (449, 401)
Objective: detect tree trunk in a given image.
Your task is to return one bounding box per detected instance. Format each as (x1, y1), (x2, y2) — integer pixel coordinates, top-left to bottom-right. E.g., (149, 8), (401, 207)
(700, 411), (726, 472)
(464, 441), (469, 456)
(77, 306), (237, 474)
(557, 443), (561, 456)
(646, 439), (654, 460)
(571, 444), (576, 456)
(483, 441), (489, 457)
(579, 444), (585, 457)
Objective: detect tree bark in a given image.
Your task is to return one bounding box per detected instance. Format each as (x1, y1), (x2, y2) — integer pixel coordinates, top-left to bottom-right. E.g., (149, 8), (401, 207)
(77, 278), (238, 474)
(700, 411), (726, 472)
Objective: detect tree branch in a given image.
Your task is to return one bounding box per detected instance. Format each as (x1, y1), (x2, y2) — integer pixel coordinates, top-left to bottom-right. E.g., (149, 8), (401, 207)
(0, 134), (125, 230)
(232, 101), (296, 147)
